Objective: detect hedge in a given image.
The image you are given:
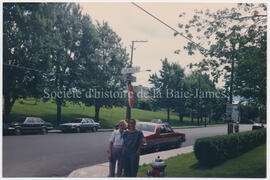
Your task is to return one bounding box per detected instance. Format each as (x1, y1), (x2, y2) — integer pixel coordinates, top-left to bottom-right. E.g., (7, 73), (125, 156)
(194, 128), (266, 166)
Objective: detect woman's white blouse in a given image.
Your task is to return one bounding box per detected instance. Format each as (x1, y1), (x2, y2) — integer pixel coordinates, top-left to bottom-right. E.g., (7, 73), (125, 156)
(109, 129), (124, 148)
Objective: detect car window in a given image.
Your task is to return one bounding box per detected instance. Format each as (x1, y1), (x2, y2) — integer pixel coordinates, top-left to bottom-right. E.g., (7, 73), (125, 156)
(14, 117), (26, 123)
(136, 124), (155, 132)
(159, 125), (168, 134)
(81, 119), (87, 123)
(33, 118), (43, 124)
(151, 119), (162, 123)
(165, 125), (173, 133)
(25, 117), (35, 124)
(89, 119), (94, 123)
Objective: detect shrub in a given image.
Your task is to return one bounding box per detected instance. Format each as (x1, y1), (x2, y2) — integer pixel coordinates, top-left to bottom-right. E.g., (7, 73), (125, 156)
(194, 128), (266, 166)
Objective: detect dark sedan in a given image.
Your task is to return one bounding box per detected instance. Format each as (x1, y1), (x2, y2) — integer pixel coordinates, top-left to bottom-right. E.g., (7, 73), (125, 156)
(4, 117), (53, 135)
(59, 118), (100, 133)
(136, 122), (186, 152)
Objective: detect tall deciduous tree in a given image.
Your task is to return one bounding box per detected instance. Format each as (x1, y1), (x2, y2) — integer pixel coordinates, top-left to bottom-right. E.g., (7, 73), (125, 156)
(3, 3), (52, 122)
(43, 3), (88, 124)
(149, 58), (185, 123)
(80, 21), (128, 121)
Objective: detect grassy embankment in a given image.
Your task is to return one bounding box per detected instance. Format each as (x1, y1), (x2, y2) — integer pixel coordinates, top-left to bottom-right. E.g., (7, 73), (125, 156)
(9, 98), (224, 128)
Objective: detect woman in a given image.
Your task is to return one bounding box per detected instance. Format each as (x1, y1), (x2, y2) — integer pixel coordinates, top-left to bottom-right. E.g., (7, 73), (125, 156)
(108, 120), (127, 177)
(122, 119), (144, 177)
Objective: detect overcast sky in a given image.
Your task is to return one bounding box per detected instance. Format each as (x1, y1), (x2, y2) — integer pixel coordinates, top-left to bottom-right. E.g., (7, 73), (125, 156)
(79, 2), (239, 88)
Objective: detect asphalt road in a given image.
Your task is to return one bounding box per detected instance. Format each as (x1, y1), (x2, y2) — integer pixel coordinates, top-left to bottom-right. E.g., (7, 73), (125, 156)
(3, 124), (252, 177)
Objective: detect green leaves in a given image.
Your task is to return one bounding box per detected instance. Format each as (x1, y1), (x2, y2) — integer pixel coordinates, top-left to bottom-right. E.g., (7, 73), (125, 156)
(175, 3), (266, 90)
(3, 3), (129, 123)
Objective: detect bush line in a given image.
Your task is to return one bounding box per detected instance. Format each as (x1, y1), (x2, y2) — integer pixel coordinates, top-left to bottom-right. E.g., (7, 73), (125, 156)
(194, 128), (266, 166)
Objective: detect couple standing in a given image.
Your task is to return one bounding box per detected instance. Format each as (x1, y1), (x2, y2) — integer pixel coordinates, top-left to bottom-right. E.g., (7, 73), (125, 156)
(108, 119), (144, 177)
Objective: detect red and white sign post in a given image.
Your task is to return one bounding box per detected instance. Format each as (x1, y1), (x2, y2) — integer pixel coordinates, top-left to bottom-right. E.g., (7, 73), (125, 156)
(128, 84), (134, 108)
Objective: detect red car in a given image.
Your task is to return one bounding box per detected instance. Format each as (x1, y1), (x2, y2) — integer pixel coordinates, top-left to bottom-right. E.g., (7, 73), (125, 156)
(136, 122), (186, 152)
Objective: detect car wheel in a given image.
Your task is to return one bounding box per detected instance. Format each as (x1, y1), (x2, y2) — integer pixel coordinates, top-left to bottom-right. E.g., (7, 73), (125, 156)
(41, 127), (47, 135)
(76, 127), (80, 133)
(92, 127), (97, 132)
(14, 128), (21, 136)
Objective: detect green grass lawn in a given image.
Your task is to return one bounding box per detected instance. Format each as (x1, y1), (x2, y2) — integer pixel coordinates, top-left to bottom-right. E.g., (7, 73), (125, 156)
(9, 98), (224, 128)
(138, 143), (266, 178)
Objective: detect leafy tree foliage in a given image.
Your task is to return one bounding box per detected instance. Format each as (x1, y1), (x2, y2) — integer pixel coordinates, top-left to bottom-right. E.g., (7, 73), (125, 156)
(175, 3), (266, 102)
(175, 3), (266, 122)
(3, 3), (129, 125)
(3, 3), (52, 122)
(80, 22), (129, 121)
(149, 58), (185, 122)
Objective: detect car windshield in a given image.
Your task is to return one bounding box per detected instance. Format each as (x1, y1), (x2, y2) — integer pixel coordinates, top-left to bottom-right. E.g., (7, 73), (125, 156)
(13, 117), (25, 123)
(136, 124), (155, 132)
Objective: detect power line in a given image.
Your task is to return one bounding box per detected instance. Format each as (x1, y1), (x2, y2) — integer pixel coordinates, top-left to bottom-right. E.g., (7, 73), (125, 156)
(3, 63), (44, 74)
(131, 2), (208, 54)
(4, 63), (68, 76)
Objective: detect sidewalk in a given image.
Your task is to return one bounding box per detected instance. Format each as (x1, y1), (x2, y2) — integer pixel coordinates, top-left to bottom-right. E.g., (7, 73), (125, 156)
(68, 145), (193, 177)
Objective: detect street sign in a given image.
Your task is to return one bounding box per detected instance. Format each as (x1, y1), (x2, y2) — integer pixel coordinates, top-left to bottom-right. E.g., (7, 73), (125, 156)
(123, 74), (136, 82)
(121, 66), (140, 74)
(128, 84), (134, 108)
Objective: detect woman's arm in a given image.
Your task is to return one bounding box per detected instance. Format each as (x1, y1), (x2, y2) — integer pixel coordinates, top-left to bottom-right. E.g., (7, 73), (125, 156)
(108, 131), (115, 160)
(108, 141), (113, 160)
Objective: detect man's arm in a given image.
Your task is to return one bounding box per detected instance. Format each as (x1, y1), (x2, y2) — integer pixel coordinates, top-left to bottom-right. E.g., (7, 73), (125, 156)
(136, 132), (144, 155)
(136, 138), (143, 155)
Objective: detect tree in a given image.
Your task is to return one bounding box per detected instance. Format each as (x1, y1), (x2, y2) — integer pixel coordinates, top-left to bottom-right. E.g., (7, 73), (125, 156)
(3, 3), (52, 122)
(175, 3), (267, 104)
(183, 73), (198, 123)
(80, 21), (128, 121)
(234, 35), (266, 106)
(43, 3), (89, 124)
(149, 58), (185, 123)
(184, 70), (227, 125)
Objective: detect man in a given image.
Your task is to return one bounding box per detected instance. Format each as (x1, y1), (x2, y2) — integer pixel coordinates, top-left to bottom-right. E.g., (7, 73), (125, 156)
(108, 120), (127, 177)
(122, 119), (144, 177)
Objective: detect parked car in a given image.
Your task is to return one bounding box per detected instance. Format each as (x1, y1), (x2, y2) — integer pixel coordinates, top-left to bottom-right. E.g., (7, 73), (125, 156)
(252, 123), (264, 130)
(59, 118), (100, 133)
(4, 116), (53, 135)
(136, 122), (185, 152)
(151, 119), (163, 124)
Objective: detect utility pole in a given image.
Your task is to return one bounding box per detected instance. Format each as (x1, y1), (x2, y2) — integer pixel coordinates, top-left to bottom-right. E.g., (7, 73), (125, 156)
(227, 42), (236, 134)
(229, 44), (236, 105)
(197, 71), (201, 126)
(126, 40), (147, 121)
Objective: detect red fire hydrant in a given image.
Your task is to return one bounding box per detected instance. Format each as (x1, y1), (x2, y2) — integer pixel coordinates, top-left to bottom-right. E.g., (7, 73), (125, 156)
(147, 156), (167, 177)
